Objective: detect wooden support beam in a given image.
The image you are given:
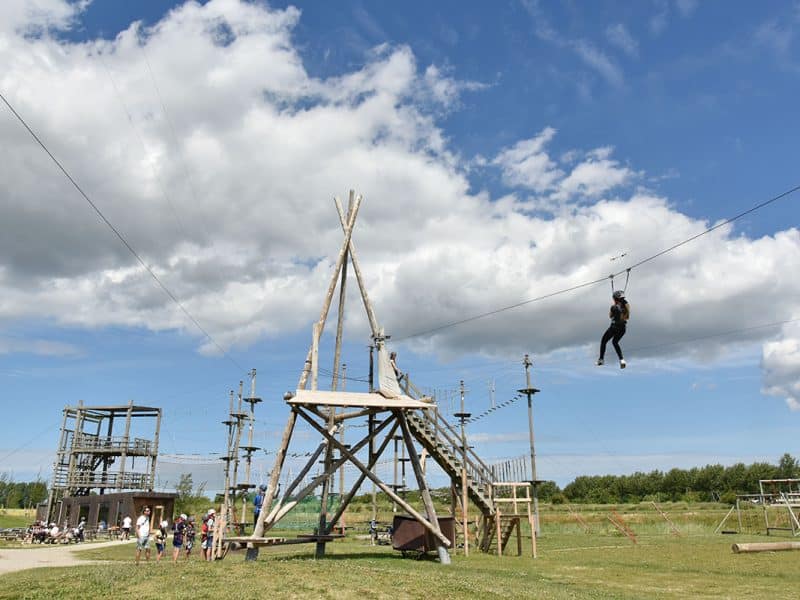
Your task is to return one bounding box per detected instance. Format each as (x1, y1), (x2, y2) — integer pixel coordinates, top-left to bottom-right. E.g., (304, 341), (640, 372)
(315, 403), (334, 557)
(295, 407), (451, 548)
(331, 191), (353, 393)
(264, 415), (397, 530)
(325, 417), (400, 533)
(334, 407), (382, 423)
(262, 442), (325, 525)
(496, 510), (503, 556)
(334, 195), (379, 338)
(397, 410), (451, 564)
(651, 501), (682, 537)
(732, 541), (800, 553)
(247, 409), (297, 560)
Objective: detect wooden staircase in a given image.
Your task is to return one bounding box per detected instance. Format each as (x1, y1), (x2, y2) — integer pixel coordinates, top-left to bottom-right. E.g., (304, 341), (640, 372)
(405, 409), (495, 517)
(401, 378), (536, 556)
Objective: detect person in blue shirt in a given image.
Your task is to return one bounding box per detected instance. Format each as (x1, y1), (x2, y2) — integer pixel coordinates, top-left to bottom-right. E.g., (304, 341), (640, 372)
(172, 514), (186, 563)
(253, 484), (267, 529)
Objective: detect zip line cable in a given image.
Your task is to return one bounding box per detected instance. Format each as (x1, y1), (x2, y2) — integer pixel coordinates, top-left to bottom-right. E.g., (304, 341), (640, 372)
(98, 53), (190, 241)
(443, 316), (800, 425)
(396, 183), (800, 342)
(0, 91), (246, 374)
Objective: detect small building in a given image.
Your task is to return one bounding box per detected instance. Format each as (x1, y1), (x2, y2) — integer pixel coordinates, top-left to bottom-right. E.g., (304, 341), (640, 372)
(42, 402), (176, 528)
(38, 491), (177, 529)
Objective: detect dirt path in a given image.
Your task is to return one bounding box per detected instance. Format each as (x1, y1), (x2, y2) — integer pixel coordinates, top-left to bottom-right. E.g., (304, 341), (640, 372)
(0, 540), (126, 576)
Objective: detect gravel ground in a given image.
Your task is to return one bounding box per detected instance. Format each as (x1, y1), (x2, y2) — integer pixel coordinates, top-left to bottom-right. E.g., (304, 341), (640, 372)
(0, 540), (125, 575)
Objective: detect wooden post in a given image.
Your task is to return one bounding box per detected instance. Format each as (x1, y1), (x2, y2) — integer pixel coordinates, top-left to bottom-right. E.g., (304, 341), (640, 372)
(247, 409), (296, 560)
(263, 443), (326, 524)
(296, 408), (451, 548)
(149, 408), (161, 491)
(311, 323), (320, 392)
(459, 380), (469, 556)
(651, 501), (682, 536)
(495, 509), (503, 556)
(266, 416), (397, 530)
(732, 541), (800, 553)
(315, 405), (335, 558)
(334, 195), (379, 338)
(397, 411), (451, 565)
(528, 492), (537, 557)
(331, 192), (353, 392)
(117, 401), (133, 492)
(326, 416), (400, 533)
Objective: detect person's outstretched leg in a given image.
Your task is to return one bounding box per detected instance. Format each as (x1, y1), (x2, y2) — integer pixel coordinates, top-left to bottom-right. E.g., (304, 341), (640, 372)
(598, 327), (614, 364)
(612, 327), (626, 367)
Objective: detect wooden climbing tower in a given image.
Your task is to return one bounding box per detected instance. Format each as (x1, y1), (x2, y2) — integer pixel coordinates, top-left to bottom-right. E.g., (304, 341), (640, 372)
(235, 191), (539, 562)
(243, 191), (452, 563)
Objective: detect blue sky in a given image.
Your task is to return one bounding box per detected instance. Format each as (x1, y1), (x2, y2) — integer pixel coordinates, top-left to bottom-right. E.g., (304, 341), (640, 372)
(1, 0), (798, 492)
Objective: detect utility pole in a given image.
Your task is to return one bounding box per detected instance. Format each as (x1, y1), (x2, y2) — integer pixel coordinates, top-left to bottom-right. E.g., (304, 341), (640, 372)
(339, 363), (347, 533)
(453, 379), (471, 556)
(518, 354), (541, 537)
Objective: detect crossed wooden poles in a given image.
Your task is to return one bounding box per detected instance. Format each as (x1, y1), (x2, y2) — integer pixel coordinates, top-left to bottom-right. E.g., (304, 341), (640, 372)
(244, 192), (452, 564)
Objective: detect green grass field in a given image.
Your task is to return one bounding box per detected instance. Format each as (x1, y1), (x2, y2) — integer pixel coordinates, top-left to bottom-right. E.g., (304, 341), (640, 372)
(0, 509), (35, 529)
(1, 503), (798, 599)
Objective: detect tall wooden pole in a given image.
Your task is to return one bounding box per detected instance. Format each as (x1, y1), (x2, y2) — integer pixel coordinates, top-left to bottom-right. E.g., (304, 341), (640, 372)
(453, 380), (470, 556)
(249, 192), (362, 560)
(397, 411), (451, 565)
(338, 363), (347, 533)
(519, 354), (541, 537)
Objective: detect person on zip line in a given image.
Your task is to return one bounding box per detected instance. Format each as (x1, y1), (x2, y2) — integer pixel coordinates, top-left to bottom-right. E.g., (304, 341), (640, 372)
(597, 290), (630, 368)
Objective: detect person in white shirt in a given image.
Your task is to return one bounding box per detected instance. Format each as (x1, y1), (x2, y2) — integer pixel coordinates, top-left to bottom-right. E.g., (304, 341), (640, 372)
(135, 507), (152, 564)
(121, 514), (132, 541)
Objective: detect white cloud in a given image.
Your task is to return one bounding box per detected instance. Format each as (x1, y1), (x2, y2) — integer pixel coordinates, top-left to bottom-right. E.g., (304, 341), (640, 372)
(522, 1), (624, 88)
(0, 337), (81, 357)
(552, 149), (635, 202)
(422, 64), (489, 109)
(572, 41), (625, 87)
(471, 431), (531, 444)
(0, 0), (87, 36)
(491, 127), (563, 192)
(1, 0), (800, 414)
(650, 0), (670, 36)
(762, 322), (800, 411)
(605, 23), (639, 58)
(753, 20), (794, 57)
(676, 0), (698, 18)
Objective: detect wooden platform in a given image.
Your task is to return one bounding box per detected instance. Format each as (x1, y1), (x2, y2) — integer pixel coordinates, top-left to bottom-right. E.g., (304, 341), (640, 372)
(288, 389), (432, 409)
(224, 534), (344, 547)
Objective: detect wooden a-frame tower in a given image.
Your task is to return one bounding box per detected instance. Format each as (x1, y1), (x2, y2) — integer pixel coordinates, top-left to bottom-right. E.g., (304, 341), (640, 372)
(243, 191), (453, 564)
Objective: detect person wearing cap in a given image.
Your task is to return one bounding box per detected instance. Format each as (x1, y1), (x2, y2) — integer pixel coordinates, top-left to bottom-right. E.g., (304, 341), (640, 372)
(184, 516), (196, 559)
(135, 507), (152, 564)
(205, 509), (216, 561)
(172, 514), (186, 563)
(597, 290), (630, 369)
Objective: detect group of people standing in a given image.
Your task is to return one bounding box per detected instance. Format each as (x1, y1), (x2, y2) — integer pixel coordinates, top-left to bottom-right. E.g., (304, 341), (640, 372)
(133, 506), (216, 564)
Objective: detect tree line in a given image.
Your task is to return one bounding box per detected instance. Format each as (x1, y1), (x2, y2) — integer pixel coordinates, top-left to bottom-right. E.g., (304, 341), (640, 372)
(556, 453), (799, 504)
(0, 474), (48, 509)
(3, 454), (799, 510)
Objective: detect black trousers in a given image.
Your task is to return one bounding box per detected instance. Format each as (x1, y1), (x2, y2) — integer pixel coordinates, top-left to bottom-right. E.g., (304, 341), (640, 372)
(600, 324), (626, 360)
